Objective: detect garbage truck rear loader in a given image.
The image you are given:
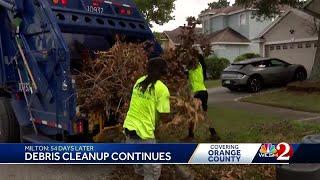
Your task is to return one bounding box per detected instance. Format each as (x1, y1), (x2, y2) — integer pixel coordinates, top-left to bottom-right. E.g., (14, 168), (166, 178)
(0, 0), (161, 142)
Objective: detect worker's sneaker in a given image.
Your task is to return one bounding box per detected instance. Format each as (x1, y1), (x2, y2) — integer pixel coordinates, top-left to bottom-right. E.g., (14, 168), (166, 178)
(209, 128), (221, 142)
(181, 133), (195, 142)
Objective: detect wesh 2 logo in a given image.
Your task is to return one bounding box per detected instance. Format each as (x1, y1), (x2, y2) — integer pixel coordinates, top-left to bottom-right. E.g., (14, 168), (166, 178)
(259, 143), (294, 161)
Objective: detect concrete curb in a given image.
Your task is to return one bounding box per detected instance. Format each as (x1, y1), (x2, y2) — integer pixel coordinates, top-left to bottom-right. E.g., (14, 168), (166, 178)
(234, 88), (283, 102)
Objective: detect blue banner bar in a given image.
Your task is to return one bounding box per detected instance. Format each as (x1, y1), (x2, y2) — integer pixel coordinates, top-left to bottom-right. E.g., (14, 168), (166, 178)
(0, 144), (197, 164)
(0, 143), (319, 164)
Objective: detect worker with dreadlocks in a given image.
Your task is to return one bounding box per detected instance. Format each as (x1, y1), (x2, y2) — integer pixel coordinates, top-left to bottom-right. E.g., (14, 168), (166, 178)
(123, 57), (171, 180)
(186, 51), (220, 141)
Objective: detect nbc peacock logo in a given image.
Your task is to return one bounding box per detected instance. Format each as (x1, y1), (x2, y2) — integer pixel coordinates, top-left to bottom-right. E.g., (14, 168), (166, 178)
(259, 143), (277, 158)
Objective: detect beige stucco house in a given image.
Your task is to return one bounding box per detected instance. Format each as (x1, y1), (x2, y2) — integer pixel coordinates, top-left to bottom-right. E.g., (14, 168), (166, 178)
(257, 9), (319, 76)
(199, 6), (282, 61)
(161, 27), (202, 50)
(158, 32), (175, 50)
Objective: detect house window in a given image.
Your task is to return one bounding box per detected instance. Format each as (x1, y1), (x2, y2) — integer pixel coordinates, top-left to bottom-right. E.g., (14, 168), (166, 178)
(306, 43), (311, 48)
(240, 14), (246, 25)
(283, 44), (288, 50)
(276, 45), (281, 50)
(298, 43), (303, 48)
(315, 42), (318, 48)
(270, 46), (274, 51)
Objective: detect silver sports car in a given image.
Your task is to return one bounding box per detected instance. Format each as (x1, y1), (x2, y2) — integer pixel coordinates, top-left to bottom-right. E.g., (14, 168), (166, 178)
(221, 58), (307, 92)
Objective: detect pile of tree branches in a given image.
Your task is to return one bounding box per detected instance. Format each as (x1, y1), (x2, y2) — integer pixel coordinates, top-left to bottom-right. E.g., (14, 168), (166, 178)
(76, 17), (210, 141)
(158, 49), (204, 139)
(75, 42), (148, 122)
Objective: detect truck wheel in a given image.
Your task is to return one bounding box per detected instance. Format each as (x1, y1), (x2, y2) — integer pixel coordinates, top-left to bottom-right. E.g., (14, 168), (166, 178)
(0, 97), (20, 142)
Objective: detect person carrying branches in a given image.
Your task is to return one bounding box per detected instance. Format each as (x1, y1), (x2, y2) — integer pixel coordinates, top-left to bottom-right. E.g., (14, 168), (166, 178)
(186, 53), (220, 141)
(123, 57), (171, 180)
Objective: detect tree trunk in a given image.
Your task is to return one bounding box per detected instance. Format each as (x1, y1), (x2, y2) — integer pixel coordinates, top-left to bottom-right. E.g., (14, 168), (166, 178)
(309, 29), (320, 80)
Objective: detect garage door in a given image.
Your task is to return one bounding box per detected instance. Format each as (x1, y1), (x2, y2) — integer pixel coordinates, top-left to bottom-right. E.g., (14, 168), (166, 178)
(265, 41), (317, 76)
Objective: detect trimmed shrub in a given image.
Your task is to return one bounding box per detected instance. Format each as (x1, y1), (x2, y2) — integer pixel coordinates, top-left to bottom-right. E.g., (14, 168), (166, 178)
(205, 56), (230, 79)
(234, 53), (260, 62)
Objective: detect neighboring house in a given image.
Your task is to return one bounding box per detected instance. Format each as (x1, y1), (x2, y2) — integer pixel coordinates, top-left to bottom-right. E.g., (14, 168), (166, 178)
(257, 9), (319, 76)
(157, 33), (172, 50)
(304, 0), (320, 18)
(161, 27), (202, 50)
(199, 6), (280, 61)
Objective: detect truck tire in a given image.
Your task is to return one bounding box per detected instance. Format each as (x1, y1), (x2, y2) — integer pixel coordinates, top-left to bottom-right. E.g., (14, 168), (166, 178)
(0, 97), (20, 142)
(276, 135), (320, 180)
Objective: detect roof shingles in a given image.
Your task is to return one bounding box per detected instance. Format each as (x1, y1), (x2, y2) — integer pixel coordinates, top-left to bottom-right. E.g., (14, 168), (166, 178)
(208, 27), (250, 43)
(200, 5), (289, 17)
(163, 27), (250, 45)
(201, 6), (245, 16)
(163, 27), (202, 44)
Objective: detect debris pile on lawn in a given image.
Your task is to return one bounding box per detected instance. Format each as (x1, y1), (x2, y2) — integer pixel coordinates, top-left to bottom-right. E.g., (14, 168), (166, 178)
(76, 16), (209, 142)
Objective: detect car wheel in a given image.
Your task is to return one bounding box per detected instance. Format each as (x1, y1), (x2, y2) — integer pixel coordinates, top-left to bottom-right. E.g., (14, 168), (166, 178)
(247, 76), (263, 93)
(294, 68), (307, 82)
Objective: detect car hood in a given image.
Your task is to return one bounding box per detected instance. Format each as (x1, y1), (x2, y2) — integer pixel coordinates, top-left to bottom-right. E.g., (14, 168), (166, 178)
(223, 64), (247, 74)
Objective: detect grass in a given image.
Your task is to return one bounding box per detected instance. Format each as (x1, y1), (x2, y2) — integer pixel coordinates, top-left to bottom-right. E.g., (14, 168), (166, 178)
(188, 106), (320, 179)
(151, 99), (320, 179)
(242, 90), (320, 113)
(205, 106), (320, 143)
(118, 104), (320, 179)
(205, 79), (221, 89)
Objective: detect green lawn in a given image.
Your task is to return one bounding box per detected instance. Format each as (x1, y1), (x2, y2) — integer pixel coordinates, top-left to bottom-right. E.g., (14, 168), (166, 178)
(204, 106), (320, 143)
(205, 79), (221, 89)
(189, 106), (320, 179)
(159, 104), (320, 143)
(242, 90), (320, 113)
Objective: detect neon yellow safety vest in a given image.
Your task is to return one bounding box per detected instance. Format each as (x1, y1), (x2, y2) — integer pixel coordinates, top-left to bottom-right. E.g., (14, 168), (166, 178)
(189, 63), (207, 93)
(123, 76), (170, 140)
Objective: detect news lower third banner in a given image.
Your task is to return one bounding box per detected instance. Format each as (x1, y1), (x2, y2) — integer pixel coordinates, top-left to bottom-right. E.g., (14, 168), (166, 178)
(0, 143), (319, 164)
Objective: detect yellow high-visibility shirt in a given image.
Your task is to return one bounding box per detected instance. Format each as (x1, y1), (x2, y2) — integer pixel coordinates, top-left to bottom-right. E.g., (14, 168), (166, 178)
(189, 63), (207, 93)
(123, 76), (170, 140)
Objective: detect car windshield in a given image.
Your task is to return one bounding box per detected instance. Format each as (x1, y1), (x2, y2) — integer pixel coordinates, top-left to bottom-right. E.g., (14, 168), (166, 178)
(252, 61), (268, 68)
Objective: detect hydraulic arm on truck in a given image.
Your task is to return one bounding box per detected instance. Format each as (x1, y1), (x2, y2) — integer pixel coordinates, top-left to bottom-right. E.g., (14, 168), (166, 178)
(0, 0), (161, 143)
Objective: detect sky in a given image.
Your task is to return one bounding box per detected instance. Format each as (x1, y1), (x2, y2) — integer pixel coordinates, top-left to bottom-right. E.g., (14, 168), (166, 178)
(151, 0), (235, 32)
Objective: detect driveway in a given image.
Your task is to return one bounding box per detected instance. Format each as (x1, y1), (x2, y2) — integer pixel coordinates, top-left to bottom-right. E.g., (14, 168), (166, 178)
(208, 87), (320, 122)
(0, 165), (116, 180)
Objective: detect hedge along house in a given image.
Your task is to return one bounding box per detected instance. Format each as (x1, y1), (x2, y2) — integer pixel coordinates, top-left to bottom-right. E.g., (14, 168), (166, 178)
(199, 6), (278, 61)
(257, 9), (319, 76)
